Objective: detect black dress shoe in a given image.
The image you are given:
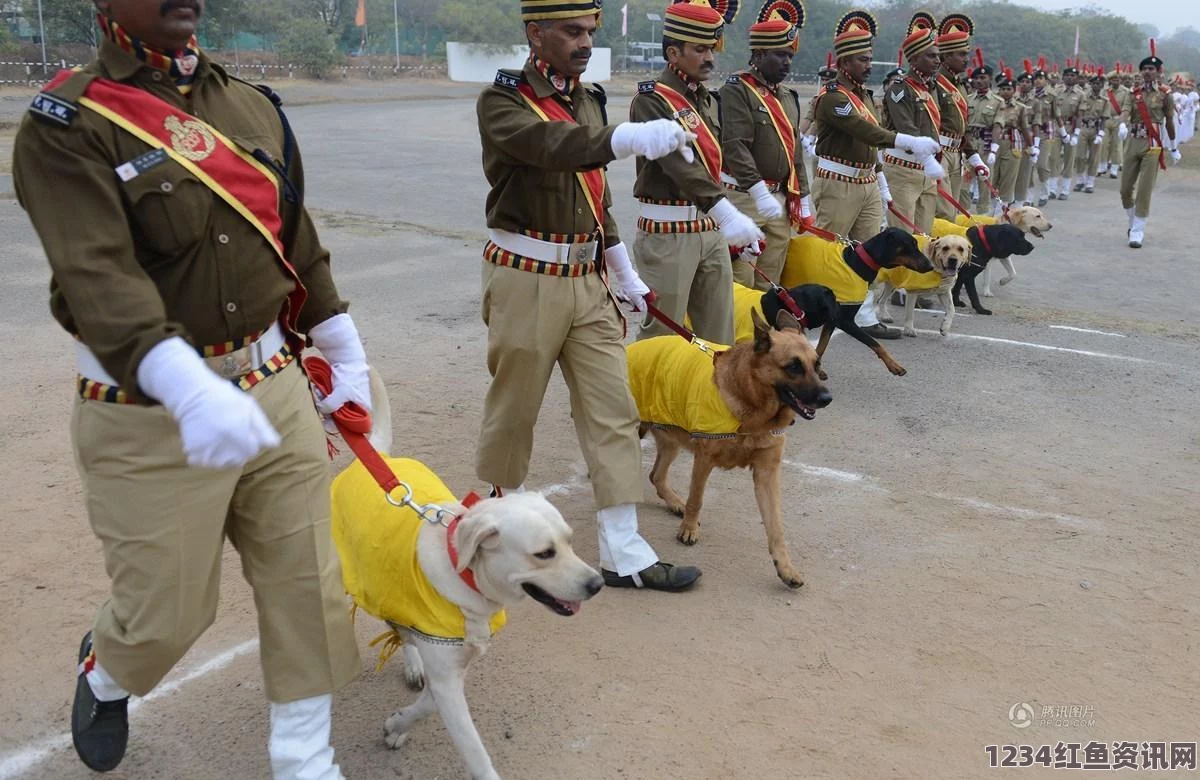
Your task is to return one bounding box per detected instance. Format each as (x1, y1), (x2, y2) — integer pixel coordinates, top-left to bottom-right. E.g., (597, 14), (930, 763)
(861, 323), (902, 339)
(602, 562), (701, 592)
(72, 631), (129, 773)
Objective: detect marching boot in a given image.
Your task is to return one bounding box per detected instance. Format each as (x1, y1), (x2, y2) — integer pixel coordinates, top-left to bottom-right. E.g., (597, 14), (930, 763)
(1057, 177), (1070, 200)
(72, 632), (130, 773)
(268, 694), (346, 780)
(1109, 164), (1120, 179)
(1128, 216), (1146, 249)
(1084, 175), (1095, 193)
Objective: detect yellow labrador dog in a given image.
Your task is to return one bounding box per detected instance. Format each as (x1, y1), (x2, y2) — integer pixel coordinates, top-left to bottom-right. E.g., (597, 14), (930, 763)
(332, 370), (603, 780)
(873, 234), (973, 337)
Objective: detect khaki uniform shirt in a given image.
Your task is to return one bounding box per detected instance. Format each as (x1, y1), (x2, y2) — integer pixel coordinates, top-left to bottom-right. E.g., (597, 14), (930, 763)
(477, 59), (620, 244)
(12, 39), (343, 402)
(630, 67), (725, 210)
(1058, 84), (1085, 132)
(882, 74), (941, 141)
(1030, 88), (1059, 135)
(813, 74), (896, 166)
(1079, 90), (1113, 131)
(718, 72), (809, 196)
(1124, 81), (1176, 137)
(935, 66), (977, 156)
(995, 100), (1029, 146)
(966, 90), (1005, 147)
(1104, 86), (1130, 128)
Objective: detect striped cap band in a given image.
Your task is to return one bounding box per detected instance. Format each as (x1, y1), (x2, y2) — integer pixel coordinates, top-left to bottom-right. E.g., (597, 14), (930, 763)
(936, 31), (970, 53)
(749, 20), (797, 51)
(521, 0), (604, 22)
(902, 28), (937, 62)
(664, 2), (725, 47)
(834, 31), (872, 59)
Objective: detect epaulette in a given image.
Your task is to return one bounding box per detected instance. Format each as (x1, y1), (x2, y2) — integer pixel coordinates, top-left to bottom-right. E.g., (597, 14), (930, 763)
(27, 68), (95, 128)
(726, 74), (742, 85)
(638, 80), (657, 94)
(824, 83), (839, 94)
(586, 83), (608, 123)
(494, 69), (522, 89)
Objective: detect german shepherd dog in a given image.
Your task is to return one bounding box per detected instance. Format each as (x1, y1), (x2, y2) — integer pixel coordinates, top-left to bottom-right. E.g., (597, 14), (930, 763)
(635, 310), (831, 589)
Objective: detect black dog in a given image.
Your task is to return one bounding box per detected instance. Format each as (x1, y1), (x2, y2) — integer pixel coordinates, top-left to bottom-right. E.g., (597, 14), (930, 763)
(760, 227), (932, 378)
(951, 225), (1035, 316)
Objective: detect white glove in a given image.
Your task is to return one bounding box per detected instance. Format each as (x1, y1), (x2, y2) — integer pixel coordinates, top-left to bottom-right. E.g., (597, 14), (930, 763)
(137, 336), (281, 469)
(1070, 129), (1080, 146)
(801, 134), (817, 157)
(1059, 127), (1069, 142)
(799, 195), (813, 221)
(986, 142), (998, 168)
(877, 171), (893, 204)
(1171, 148), (1182, 163)
(1030, 146), (1040, 162)
(894, 133), (942, 159)
(611, 119), (696, 163)
(1118, 122), (1129, 140)
(922, 155), (945, 180)
(748, 180), (784, 220)
(1094, 130), (1104, 145)
(968, 152), (990, 179)
(308, 313), (372, 417)
(708, 197), (765, 249)
(603, 242), (651, 312)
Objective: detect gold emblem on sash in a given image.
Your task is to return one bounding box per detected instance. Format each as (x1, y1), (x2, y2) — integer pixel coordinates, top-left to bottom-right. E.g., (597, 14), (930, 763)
(164, 115), (216, 161)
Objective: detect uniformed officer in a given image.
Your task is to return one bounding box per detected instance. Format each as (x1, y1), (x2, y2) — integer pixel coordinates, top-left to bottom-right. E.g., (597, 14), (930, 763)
(1098, 66), (1130, 178)
(933, 13), (990, 219)
(965, 57), (1004, 212)
(811, 9), (939, 338)
(719, 0), (811, 290)
(1120, 40), (1180, 248)
(1076, 70), (1115, 192)
(1015, 63), (1040, 206)
(630, 0), (761, 346)
(881, 12), (947, 234)
(1055, 62), (1085, 200)
(476, 0), (703, 592)
(992, 69), (1031, 214)
(1029, 61), (1060, 204)
(12, 0), (376, 775)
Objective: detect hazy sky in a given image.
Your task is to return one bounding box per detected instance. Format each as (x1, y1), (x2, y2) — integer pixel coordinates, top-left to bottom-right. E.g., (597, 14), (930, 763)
(1026, 0), (1199, 38)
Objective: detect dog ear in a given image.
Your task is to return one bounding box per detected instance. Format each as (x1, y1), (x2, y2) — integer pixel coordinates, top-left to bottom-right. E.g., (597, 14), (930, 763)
(774, 308), (802, 332)
(751, 307), (773, 353)
(453, 506), (502, 572)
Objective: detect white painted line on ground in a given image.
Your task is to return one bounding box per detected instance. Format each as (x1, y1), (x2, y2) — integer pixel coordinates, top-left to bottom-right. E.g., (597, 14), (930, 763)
(1049, 324), (1127, 338)
(781, 459), (873, 485)
(911, 329), (1151, 363)
(0, 639), (259, 780)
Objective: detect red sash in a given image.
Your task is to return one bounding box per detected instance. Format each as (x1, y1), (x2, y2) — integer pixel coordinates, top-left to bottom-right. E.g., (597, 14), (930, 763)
(652, 82), (722, 183)
(935, 73), (968, 130)
(905, 76), (943, 131)
(516, 83), (606, 232)
(1106, 88), (1122, 115)
(735, 73), (805, 228)
(47, 69), (307, 331)
(1133, 86), (1167, 171)
(829, 85), (880, 125)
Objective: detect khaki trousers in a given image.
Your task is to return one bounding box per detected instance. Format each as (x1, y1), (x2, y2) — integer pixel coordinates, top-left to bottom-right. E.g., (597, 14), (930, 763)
(936, 148), (963, 220)
(633, 228), (734, 345)
(74, 360), (360, 703)
(1120, 138), (1163, 219)
(883, 163), (937, 234)
(1040, 136), (1061, 186)
(1101, 119), (1124, 167)
(726, 188), (790, 291)
(476, 263), (643, 508)
(1016, 149), (1035, 201)
(1076, 128), (1100, 175)
(812, 175), (884, 242)
(995, 142), (1020, 203)
(1060, 136), (1079, 180)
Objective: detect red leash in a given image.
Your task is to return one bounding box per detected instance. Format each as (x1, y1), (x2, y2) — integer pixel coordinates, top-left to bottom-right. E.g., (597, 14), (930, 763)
(886, 201), (927, 236)
(981, 176), (1010, 218)
(936, 183), (978, 222)
(640, 291), (719, 355)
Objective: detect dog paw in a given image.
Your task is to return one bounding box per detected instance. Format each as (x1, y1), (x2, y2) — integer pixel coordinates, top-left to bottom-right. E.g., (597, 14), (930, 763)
(999, 276), (1015, 286)
(880, 314), (893, 324)
(902, 327), (917, 337)
(775, 565), (804, 589)
(887, 362), (907, 376)
(404, 667), (425, 692)
(982, 289), (995, 298)
(383, 714), (411, 750)
(939, 326), (950, 336)
(676, 523), (700, 545)
(664, 500), (685, 517)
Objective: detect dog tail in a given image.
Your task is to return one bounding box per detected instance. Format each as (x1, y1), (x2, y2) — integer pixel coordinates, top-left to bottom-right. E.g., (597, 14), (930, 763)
(366, 365), (394, 455)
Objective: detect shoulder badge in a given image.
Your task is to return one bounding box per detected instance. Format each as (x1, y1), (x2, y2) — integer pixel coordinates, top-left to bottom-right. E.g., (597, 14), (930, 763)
(726, 74), (741, 85)
(494, 69), (521, 89)
(890, 88), (906, 104)
(638, 80), (657, 94)
(824, 83), (838, 94)
(29, 91), (77, 127)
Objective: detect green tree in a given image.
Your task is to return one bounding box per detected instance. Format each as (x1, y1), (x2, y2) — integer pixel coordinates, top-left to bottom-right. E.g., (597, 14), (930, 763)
(22, 0), (97, 47)
(278, 16), (343, 77)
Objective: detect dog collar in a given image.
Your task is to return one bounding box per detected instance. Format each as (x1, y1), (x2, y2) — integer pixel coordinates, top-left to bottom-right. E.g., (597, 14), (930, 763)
(854, 243), (881, 271)
(446, 491), (483, 594)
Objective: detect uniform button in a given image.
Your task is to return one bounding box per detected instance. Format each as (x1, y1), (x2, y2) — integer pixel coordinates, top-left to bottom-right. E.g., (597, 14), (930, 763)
(225, 302), (238, 313)
(218, 234), (230, 245)
(151, 71), (163, 82)
(160, 181), (174, 193)
(577, 208), (583, 214)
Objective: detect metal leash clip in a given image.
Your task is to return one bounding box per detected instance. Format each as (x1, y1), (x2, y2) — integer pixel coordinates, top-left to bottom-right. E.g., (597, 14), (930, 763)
(385, 481), (456, 527)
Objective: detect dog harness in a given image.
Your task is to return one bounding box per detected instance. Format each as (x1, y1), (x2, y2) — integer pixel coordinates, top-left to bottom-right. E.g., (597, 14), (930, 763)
(331, 456), (506, 660)
(627, 336), (742, 437)
(780, 234), (870, 304)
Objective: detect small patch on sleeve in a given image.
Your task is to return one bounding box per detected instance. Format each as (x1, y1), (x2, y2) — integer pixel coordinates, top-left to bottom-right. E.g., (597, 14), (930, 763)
(29, 92), (76, 127)
(494, 70), (520, 89)
(638, 80), (657, 94)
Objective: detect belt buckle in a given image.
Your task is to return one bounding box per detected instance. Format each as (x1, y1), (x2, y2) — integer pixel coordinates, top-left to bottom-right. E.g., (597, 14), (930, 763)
(573, 243), (593, 263)
(212, 341), (262, 380)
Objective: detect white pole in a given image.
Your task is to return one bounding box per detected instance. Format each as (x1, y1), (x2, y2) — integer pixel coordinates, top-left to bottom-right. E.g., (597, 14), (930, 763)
(393, 0), (401, 71)
(37, 0), (48, 74)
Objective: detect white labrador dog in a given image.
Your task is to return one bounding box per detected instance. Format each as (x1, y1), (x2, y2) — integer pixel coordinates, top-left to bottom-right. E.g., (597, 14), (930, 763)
(346, 371), (603, 780)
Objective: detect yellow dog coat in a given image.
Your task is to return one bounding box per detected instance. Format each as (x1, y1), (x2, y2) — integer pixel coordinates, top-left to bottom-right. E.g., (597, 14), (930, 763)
(877, 230), (957, 292)
(781, 234), (869, 304)
(731, 282), (766, 344)
(331, 456), (506, 659)
(626, 336), (740, 437)
(953, 214), (998, 229)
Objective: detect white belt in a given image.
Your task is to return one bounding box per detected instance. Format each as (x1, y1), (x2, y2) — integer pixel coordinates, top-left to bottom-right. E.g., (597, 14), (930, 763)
(885, 147), (921, 163)
(76, 321), (287, 387)
(816, 157), (874, 178)
(487, 229), (597, 264)
(638, 202), (702, 222)
(939, 134), (962, 150)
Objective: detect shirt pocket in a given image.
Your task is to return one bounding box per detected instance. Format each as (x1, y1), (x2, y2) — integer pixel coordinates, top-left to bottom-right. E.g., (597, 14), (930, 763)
(121, 159), (213, 257)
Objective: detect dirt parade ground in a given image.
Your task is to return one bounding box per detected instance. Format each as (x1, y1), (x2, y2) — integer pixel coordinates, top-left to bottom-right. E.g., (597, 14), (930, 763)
(0, 79), (1198, 779)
